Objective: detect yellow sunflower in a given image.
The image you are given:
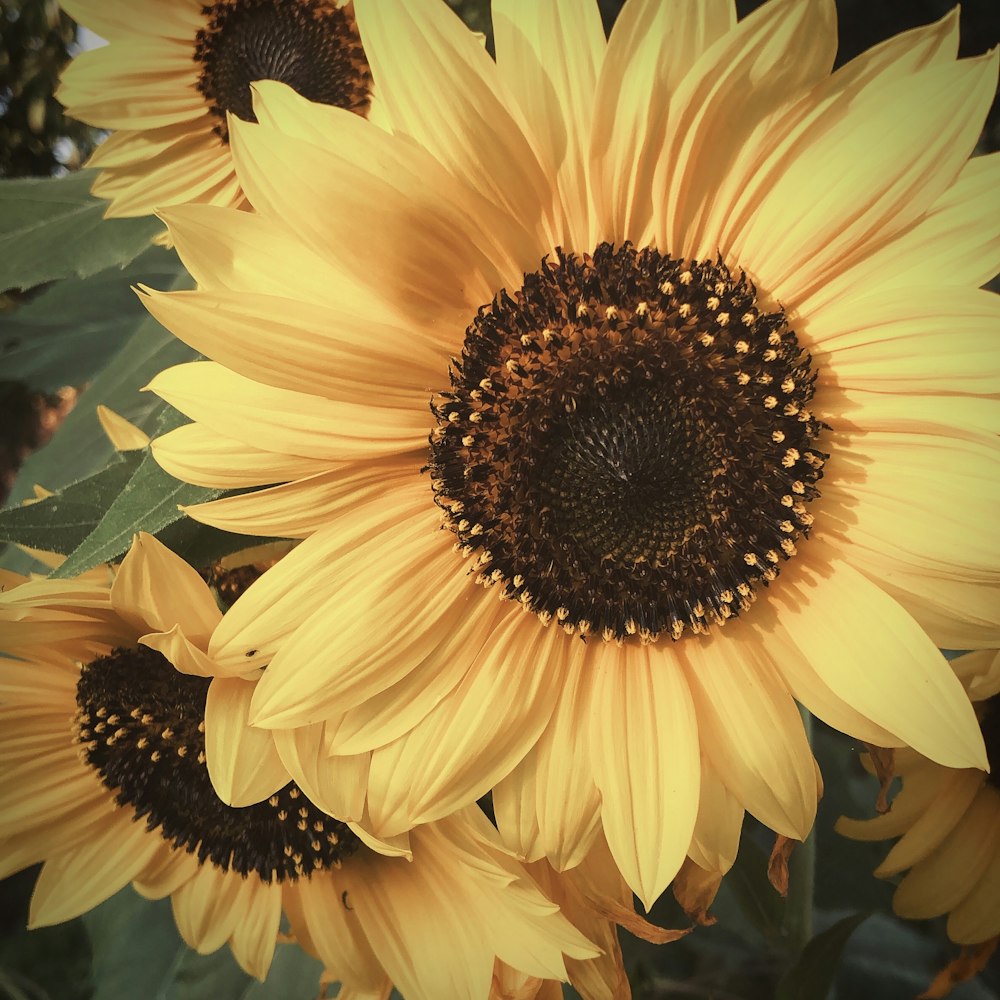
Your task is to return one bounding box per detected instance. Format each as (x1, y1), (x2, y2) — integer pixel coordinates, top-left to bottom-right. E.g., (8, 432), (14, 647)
(145, 0), (996, 909)
(0, 534), (603, 996)
(837, 649), (1000, 998)
(57, 0), (374, 217)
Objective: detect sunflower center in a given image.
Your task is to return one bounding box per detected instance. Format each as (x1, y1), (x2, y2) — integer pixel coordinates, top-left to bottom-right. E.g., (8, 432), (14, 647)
(981, 695), (1000, 791)
(74, 645), (360, 881)
(194, 0), (371, 143)
(429, 244), (827, 643)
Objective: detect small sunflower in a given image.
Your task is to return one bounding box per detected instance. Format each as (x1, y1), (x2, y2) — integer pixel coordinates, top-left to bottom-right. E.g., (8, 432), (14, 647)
(0, 534), (601, 995)
(837, 649), (1000, 998)
(146, 0), (996, 908)
(57, 0), (373, 217)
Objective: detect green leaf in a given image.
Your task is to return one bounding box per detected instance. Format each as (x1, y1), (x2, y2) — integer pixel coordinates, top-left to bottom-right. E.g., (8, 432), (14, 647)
(0, 452), (142, 554)
(0, 243), (182, 391)
(51, 409), (226, 578)
(775, 912), (871, 1000)
(6, 259), (194, 506)
(84, 887), (325, 1000)
(0, 169), (162, 292)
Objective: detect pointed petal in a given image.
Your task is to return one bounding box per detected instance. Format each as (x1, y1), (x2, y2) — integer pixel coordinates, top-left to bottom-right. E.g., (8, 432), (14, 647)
(492, 0), (605, 247)
(590, 0), (735, 244)
(29, 810), (162, 926)
(682, 626), (818, 839)
(730, 50), (999, 304)
(111, 531), (221, 645)
(205, 677), (289, 807)
(97, 405), (150, 451)
(272, 724), (369, 822)
(589, 642), (700, 910)
(365, 609), (565, 837)
(148, 362), (426, 463)
(769, 550), (987, 770)
(353, 0), (551, 244)
(287, 875), (387, 992)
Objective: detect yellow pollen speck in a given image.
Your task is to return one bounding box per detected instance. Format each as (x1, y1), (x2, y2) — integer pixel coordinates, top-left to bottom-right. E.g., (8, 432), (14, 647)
(698, 333), (714, 347)
(505, 358), (519, 373)
(743, 312), (757, 325)
(625, 618), (637, 635)
(457, 519), (470, 532)
(660, 280), (674, 295)
(562, 622), (576, 635)
(107, 714), (119, 725)
(470, 389), (482, 401)
(556, 606), (569, 621)
(766, 550), (780, 563)
(278, 810), (288, 821)
(197, 751), (205, 764)
(772, 430), (785, 443)
(744, 552), (758, 565)
(289, 788), (300, 799)
(763, 349), (778, 362)
(678, 303), (692, 318)
(792, 481), (806, 494)
(538, 610), (553, 626)
(94, 722), (106, 733)
(670, 621), (684, 640)
(129, 708), (142, 719)
(707, 296), (720, 310)
(578, 620), (592, 636)
(461, 435), (475, 447)
(161, 727), (173, 740)
(781, 539), (797, 555)
(137, 737), (148, 749)
(513, 574), (524, 587)
(720, 590), (734, 603)
(269, 796), (279, 807)
(780, 520), (794, 532)
(576, 302), (589, 318)
(177, 745), (188, 757)
(716, 312), (730, 326)
(284, 845), (294, 856)
(520, 334), (533, 346)
(737, 583), (751, 597)
(490, 568), (503, 582)
(197, 721), (205, 733)
(799, 512), (814, 526)
(635, 301), (648, 315)
(764, 396), (778, 409)
(468, 411), (482, 423)
(448, 411), (459, 423)
(781, 495), (794, 507)
(297, 820), (308, 831)
(736, 372), (751, 385)
(150, 750), (161, 762)
(479, 378), (492, 390)
(763, 567), (778, 582)
(96, 707), (107, 718)
(470, 523), (483, 535)
(605, 305), (618, 319)
(735, 340), (749, 354)
(680, 270), (693, 285)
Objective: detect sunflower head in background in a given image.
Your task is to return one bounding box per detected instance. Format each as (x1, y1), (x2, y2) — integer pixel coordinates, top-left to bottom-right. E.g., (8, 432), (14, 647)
(838, 649), (1000, 998)
(144, 0), (998, 912)
(0, 534), (623, 998)
(56, 0), (373, 216)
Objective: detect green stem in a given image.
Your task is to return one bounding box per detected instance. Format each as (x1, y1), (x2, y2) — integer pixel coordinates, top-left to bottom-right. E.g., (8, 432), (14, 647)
(785, 706), (816, 955)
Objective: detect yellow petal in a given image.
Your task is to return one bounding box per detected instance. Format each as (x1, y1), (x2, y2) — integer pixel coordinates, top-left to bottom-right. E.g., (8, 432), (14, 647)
(96, 405), (150, 451)
(204, 676), (289, 807)
(589, 642), (700, 910)
(111, 531), (221, 646)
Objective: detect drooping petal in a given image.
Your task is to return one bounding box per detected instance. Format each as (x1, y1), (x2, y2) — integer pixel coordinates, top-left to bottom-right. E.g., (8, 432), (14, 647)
(204, 677), (289, 807)
(110, 531), (221, 645)
(589, 642), (700, 910)
(682, 626), (818, 839)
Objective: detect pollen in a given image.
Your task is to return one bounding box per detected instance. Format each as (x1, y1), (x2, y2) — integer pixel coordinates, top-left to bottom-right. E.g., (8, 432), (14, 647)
(428, 245), (826, 642)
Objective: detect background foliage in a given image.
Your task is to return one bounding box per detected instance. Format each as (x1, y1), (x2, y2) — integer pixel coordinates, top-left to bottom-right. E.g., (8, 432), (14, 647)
(0, 0), (998, 997)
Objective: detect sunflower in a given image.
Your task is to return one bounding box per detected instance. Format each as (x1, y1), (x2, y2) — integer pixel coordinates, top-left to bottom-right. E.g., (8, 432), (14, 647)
(57, 0), (374, 217)
(0, 534), (602, 995)
(145, 0), (997, 908)
(837, 649), (1000, 997)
